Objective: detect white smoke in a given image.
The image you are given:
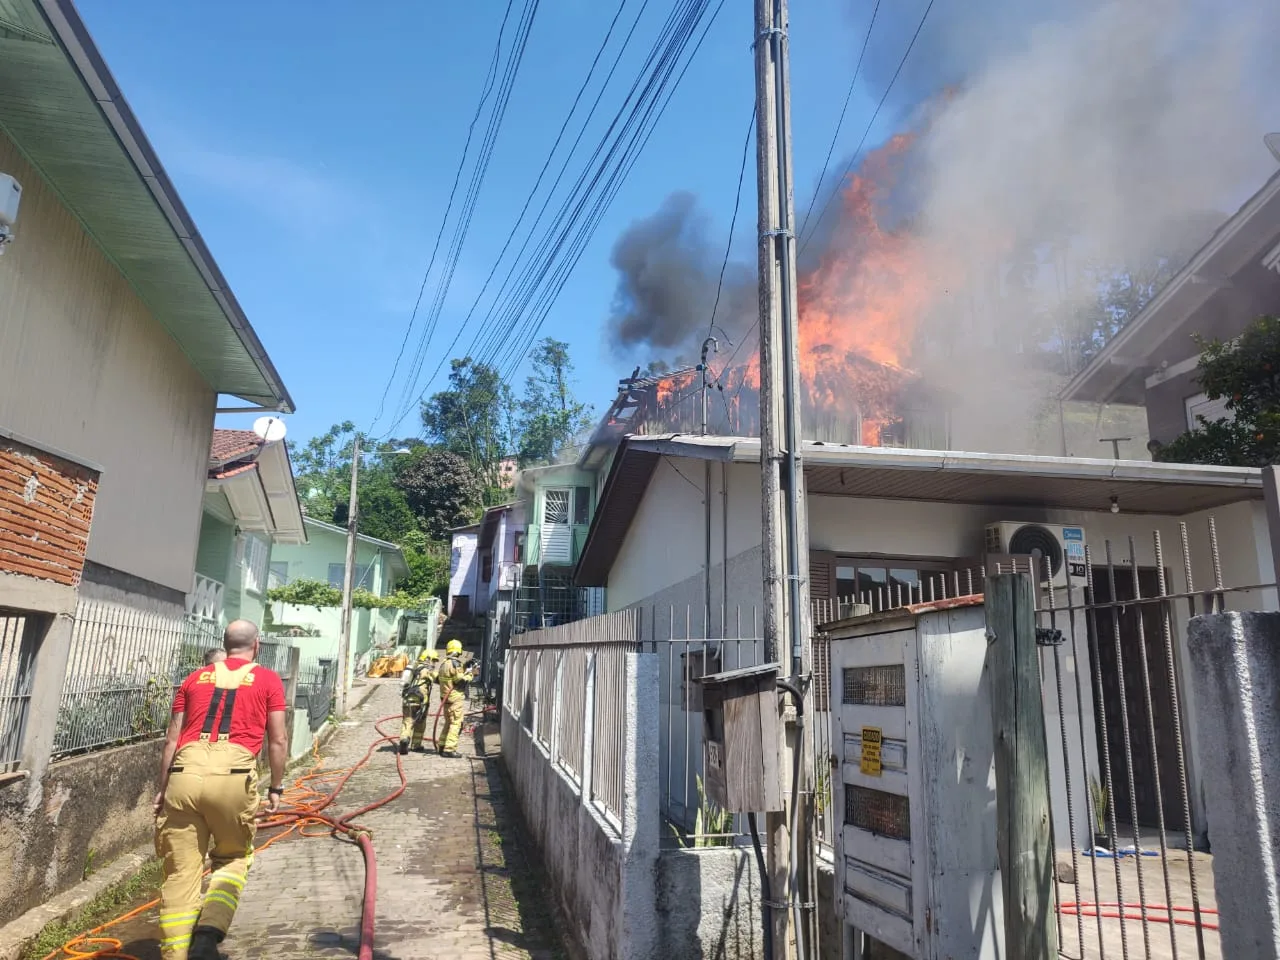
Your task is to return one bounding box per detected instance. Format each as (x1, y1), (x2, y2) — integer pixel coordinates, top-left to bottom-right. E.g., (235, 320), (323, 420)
(904, 0), (1280, 453)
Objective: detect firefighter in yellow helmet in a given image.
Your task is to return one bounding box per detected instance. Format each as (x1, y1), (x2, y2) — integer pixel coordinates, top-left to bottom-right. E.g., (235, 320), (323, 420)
(399, 650), (438, 754)
(436, 639), (475, 758)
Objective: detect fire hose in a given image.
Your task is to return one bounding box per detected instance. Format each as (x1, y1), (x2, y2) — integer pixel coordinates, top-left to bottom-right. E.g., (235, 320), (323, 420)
(44, 713), (410, 960)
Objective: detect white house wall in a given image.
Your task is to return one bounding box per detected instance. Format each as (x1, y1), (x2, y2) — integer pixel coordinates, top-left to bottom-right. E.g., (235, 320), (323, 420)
(449, 532), (480, 613)
(0, 130), (213, 595)
(604, 453), (1273, 845)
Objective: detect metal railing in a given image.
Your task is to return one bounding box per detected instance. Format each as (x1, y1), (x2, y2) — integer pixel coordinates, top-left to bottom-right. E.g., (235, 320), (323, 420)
(508, 609), (640, 828)
(54, 600), (222, 758)
(295, 656), (336, 732)
(0, 611), (36, 771)
(1033, 521), (1242, 960)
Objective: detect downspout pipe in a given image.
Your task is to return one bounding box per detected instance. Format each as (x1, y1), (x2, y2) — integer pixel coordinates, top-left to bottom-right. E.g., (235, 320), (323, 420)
(777, 675), (808, 960)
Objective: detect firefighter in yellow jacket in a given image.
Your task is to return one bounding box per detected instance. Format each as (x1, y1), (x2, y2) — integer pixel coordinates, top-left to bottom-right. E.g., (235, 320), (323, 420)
(399, 650), (438, 754)
(436, 639), (475, 758)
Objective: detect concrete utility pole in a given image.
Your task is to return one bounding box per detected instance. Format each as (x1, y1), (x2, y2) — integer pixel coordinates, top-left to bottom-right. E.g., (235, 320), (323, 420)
(701, 336), (718, 638)
(755, 0), (814, 955)
(335, 434), (362, 718)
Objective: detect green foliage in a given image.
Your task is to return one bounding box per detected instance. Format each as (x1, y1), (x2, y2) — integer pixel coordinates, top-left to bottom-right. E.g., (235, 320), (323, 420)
(517, 337), (595, 466)
(670, 775), (734, 848)
(266, 577), (435, 610)
(420, 358), (515, 486)
(394, 447), (483, 539)
(1155, 315), (1280, 466)
(23, 858), (164, 960)
(397, 530), (451, 599)
(1089, 775), (1109, 835)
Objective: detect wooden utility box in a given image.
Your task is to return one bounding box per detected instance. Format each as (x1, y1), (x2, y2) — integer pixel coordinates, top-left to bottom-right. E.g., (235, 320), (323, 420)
(698, 663), (783, 813)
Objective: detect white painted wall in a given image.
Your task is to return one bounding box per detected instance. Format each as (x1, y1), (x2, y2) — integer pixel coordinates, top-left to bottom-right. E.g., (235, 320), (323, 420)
(606, 452), (1274, 845)
(0, 130), (214, 594)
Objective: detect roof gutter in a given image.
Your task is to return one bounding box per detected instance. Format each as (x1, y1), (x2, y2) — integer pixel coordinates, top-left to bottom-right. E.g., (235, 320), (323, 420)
(35, 0), (295, 414)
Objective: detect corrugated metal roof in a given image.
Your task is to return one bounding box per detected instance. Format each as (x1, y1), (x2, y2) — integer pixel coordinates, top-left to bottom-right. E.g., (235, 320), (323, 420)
(0, 0), (292, 410)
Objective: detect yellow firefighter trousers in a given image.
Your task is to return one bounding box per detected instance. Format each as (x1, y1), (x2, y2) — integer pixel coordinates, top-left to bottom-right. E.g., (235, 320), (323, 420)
(440, 690), (466, 753)
(400, 699), (428, 747)
(156, 740), (259, 960)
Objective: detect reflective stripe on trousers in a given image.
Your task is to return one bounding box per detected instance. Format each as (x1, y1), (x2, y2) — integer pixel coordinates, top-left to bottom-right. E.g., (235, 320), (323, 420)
(156, 739), (258, 960)
(441, 690), (466, 752)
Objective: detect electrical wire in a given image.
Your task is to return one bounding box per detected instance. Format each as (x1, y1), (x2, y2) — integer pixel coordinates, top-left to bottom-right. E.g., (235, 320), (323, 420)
(383, 0), (541, 433)
(369, 1), (517, 432)
(796, 0), (882, 242)
(798, 0), (936, 255)
(705, 104), (756, 345)
(377, 0), (651, 441)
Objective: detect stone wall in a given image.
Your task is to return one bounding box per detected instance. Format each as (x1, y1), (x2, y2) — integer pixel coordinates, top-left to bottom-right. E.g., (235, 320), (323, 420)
(0, 739), (160, 926)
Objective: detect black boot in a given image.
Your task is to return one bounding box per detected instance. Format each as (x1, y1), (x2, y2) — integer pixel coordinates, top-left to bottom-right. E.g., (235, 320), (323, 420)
(398, 739), (409, 756)
(189, 928), (222, 960)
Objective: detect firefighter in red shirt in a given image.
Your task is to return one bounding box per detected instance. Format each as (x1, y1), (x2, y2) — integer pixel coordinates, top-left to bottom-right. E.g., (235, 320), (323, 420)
(153, 620), (289, 960)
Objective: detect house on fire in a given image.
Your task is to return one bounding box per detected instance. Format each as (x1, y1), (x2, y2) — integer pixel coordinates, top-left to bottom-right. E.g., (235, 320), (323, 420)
(573, 433), (1273, 852)
(1061, 164), (1280, 445)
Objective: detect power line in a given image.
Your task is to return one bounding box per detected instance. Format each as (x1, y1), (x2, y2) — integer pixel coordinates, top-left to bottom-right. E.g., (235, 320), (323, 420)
(395, 0), (725, 441)
(379, 0), (648, 440)
(706, 104), (755, 344)
(368, 0), (516, 431)
(798, 0), (935, 255)
(796, 0), (882, 241)
(385, 0), (541, 431)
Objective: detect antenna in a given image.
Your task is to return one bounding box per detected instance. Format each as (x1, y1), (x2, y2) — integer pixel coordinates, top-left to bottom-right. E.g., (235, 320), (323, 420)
(252, 416), (287, 444)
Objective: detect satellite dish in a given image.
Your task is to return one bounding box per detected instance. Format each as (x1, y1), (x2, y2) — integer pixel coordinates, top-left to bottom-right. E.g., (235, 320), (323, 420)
(253, 416), (287, 444)
(1267, 133), (1280, 164)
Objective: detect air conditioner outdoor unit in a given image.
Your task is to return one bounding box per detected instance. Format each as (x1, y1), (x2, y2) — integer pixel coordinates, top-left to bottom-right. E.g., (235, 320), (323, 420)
(984, 522), (1087, 590)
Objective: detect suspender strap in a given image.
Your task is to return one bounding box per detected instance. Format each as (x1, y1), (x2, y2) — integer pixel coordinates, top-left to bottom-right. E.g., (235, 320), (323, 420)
(198, 661), (258, 742)
(200, 689), (226, 738)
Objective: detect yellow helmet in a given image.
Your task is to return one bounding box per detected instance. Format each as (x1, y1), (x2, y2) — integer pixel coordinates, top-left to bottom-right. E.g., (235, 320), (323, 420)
(418, 650), (431, 662)
(446, 639), (463, 655)
(428, 650), (441, 661)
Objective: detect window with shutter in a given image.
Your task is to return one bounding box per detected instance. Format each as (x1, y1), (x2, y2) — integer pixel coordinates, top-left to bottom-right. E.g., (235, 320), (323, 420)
(1185, 392), (1233, 430)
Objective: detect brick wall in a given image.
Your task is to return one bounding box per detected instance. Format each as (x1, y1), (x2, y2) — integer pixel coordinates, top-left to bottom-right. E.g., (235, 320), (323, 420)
(0, 437), (98, 586)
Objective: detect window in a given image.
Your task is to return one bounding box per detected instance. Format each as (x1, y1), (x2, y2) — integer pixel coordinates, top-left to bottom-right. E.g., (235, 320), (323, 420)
(1185, 392), (1232, 431)
(241, 535), (269, 595)
(268, 561), (289, 589)
(481, 552), (493, 584)
(544, 489), (570, 524)
(514, 532), (525, 564)
(328, 562), (372, 589)
(834, 557), (955, 612)
(573, 486), (592, 525)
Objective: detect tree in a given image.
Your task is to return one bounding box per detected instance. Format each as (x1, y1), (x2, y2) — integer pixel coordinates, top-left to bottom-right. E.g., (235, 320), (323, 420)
(395, 530), (451, 599)
(393, 447), (483, 539)
(517, 338), (595, 465)
(1155, 315), (1280, 467)
(288, 421), (418, 538)
(420, 358), (514, 489)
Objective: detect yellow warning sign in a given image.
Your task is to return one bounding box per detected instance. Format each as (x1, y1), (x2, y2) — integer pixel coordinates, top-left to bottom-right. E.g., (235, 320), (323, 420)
(860, 726), (882, 777)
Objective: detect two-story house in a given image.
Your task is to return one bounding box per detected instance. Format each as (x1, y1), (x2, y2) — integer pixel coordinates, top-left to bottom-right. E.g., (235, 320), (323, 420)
(1061, 161), (1280, 445)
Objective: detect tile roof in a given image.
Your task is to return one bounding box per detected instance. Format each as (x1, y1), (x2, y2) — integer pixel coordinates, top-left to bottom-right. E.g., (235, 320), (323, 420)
(211, 461), (258, 481)
(210, 429), (262, 465)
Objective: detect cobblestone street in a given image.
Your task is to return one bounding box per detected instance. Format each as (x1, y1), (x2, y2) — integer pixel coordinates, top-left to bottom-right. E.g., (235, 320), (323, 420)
(107, 680), (567, 960)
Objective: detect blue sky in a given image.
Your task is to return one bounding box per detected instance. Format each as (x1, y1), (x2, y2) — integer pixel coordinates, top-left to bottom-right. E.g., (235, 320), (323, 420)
(74, 0), (930, 446)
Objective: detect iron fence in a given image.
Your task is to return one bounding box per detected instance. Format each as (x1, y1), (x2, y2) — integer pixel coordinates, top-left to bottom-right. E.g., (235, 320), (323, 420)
(296, 656), (337, 732)
(54, 600), (222, 757)
(508, 609), (640, 828)
(0, 611), (37, 772)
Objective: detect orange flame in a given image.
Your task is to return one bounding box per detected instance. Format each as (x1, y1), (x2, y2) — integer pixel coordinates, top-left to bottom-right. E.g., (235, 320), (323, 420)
(645, 133), (942, 446)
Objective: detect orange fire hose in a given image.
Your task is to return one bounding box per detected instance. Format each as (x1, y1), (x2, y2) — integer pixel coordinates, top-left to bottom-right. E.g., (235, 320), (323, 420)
(44, 714), (408, 960)
(1062, 902), (1220, 931)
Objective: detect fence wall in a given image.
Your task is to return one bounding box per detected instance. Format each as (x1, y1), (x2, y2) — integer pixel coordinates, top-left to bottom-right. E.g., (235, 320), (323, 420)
(502, 611), (766, 959)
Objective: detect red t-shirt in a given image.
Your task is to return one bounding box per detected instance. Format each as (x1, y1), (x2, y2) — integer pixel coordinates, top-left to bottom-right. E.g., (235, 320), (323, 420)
(172, 658), (287, 752)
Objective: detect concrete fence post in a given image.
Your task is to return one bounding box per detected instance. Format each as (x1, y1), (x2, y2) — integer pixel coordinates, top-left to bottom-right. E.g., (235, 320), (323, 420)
(1186, 611), (1280, 959)
(619, 652), (659, 960)
(19, 612), (75, 791)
